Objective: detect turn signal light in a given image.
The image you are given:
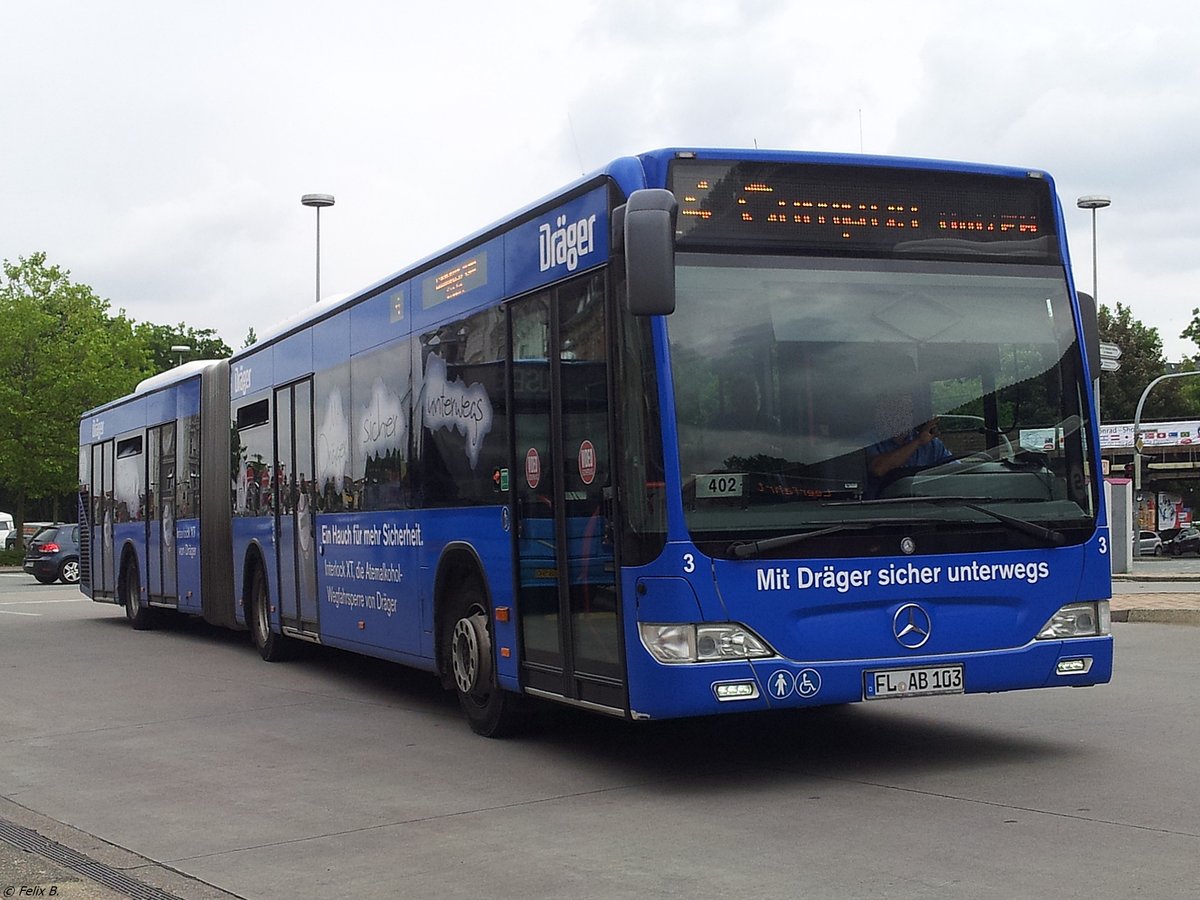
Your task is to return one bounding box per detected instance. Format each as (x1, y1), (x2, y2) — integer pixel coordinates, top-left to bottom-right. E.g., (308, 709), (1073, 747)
(713, 681), (760, 701)
(1056, 657), (1093, 675)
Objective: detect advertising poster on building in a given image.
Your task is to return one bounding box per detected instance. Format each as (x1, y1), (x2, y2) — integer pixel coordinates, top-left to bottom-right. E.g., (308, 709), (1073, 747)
(1157, 492), (1184, 530)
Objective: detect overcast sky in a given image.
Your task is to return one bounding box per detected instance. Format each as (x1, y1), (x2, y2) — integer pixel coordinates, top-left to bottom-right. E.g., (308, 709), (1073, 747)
(3, 1), (1197, 359)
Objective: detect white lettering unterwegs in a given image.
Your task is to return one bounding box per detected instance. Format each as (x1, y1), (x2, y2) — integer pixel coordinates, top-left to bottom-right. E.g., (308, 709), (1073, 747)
(423, 355), (493, 468)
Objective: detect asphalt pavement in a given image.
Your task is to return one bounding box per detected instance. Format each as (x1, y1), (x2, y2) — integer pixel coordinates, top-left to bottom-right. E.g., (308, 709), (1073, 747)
(1, 559), (1196, 898)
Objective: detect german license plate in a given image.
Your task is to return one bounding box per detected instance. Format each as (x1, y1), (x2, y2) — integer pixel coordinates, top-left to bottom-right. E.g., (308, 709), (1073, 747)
(864, 664), (964, 700)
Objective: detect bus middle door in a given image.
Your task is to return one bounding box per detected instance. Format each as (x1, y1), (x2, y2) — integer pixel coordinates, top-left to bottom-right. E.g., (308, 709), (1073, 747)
(274, 380), (320, 637)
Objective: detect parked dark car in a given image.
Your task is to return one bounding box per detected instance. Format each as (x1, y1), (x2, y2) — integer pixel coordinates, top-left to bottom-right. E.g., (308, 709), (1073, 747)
(1167, 526), (1200, 557)
(6, 521), (57, 551)
(22, 524), (81, 584)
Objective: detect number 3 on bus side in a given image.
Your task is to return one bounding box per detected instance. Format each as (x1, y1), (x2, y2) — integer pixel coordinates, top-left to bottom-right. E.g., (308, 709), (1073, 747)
(683, 553), (695, 574)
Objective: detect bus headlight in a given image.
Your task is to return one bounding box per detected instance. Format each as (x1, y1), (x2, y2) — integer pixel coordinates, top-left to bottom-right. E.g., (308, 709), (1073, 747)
(639, 623), (775, 664)
(1036, 601), (1110, 639)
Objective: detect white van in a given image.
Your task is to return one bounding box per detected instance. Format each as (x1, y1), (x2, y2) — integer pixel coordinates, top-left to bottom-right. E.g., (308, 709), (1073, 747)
(0, 512), (13, 551)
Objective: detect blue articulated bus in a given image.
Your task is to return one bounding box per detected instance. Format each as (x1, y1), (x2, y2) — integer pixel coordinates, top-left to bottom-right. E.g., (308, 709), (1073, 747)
(79, 148), (1113, 736)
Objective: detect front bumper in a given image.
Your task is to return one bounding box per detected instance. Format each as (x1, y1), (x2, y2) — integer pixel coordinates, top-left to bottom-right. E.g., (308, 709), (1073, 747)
(626, 635), (1114, 720)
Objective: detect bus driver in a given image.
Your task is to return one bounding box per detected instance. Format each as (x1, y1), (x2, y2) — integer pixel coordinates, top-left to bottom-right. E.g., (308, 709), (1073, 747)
(866, 389), (953, 496)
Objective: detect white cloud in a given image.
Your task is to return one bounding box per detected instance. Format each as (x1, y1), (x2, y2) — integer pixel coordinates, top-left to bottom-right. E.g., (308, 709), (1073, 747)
(2, 0), (1198, 357)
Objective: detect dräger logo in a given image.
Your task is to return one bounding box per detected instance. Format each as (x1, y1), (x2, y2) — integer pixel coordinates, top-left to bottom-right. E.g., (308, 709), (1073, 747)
(539, 213), (597, 273)
(233, 365), (253, 397)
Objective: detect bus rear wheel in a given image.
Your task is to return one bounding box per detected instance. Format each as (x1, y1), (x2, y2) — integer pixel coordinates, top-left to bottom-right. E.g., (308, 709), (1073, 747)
(445, 583), (522, 737)
(122, 558), (153, 630)
(249, 565), (292, 662)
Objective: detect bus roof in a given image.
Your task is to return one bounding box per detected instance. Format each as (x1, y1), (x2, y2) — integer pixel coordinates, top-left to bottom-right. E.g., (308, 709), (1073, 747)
(133, 359), (224, 396)
(81, 359), (224, 420)
(231, 147), (1053, 359)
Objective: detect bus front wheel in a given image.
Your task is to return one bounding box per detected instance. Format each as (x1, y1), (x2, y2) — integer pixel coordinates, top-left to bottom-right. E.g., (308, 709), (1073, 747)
(445, 583), (522, 737)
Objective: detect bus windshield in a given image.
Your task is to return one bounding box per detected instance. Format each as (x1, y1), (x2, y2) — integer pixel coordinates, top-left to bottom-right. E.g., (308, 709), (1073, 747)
(669, 254), (1095, 557)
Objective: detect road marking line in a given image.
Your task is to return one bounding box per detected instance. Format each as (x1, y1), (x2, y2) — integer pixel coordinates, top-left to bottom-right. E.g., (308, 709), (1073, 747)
(0, 609), (40, 617)
(0, 598), (89, 606)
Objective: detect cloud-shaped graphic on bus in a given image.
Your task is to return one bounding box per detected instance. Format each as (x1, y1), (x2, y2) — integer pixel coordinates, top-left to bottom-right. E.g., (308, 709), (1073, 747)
(114, 460), (142, 522)
(422, 354), (493, 469)
(357, 377), (406, 461)
(317, 388), (351, 488)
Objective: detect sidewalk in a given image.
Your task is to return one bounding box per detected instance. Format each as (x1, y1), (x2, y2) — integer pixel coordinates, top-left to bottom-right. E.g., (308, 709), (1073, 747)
(1111, 592), (1200, 625)
(1110, 578), (1200, 625)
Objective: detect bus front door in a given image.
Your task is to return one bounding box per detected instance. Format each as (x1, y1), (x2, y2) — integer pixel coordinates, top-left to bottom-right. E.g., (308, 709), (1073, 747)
(274, 380), (320, 636)
(511, 274), (625, 713)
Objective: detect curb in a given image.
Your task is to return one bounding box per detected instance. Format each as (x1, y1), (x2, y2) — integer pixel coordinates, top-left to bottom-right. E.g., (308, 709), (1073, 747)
(0, 798), (238, 899)
(1112, 573), (1200, 582)
(1111, 608), (1200, 626)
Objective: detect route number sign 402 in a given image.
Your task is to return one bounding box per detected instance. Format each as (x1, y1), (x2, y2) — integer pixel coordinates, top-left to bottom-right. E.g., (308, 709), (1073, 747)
(695, 473), (744, 499)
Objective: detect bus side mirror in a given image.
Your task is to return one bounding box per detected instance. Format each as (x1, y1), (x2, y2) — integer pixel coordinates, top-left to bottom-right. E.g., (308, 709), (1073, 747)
(1077, 291), (1100, 377)
(615, 189), (677, 317)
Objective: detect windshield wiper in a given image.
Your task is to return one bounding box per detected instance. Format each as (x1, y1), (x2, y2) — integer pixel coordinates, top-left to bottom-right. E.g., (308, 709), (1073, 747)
(728, 518), (939, 560)
(828, 495), (1065, 546)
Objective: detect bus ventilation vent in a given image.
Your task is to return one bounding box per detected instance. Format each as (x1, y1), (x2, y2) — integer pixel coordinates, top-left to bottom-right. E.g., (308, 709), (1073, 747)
(78, 491), (91, 591)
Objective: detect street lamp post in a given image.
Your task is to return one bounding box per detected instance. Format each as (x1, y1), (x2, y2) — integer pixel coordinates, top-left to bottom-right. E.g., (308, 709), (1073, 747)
(301, 193), (335, 303)
(1076, 195), (1111, 303)
(1077, 195), (1111, 411)
(169, 344), (191, 368)
(1077, 194), (1112, 418)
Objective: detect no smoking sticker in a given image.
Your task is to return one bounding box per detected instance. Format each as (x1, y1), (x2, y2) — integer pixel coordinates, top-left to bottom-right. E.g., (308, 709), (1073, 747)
(525, 447), (541, 489)
(578, 440), (596, 485)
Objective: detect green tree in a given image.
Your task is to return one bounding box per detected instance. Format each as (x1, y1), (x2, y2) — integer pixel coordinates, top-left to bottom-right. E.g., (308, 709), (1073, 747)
(135, 321), (232, 374)
(1173, 308), (1200, 414)
(1098, 302), (1180, 421)
(242, 326), (258, 349)
(0, 253), (151, 543)
(1181, 306), (1200, 354)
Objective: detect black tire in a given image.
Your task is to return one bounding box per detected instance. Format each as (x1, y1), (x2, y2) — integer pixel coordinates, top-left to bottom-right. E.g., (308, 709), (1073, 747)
(59, 557), (80, 584)
(249, 565), (292, 662)
(34, 573), (57, 585)
(122, 558), (153, 630)
(444, 580), (523, 737)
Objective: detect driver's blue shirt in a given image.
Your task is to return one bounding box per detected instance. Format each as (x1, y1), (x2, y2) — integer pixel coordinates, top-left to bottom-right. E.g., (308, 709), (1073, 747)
(865, 432), (954, 498)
